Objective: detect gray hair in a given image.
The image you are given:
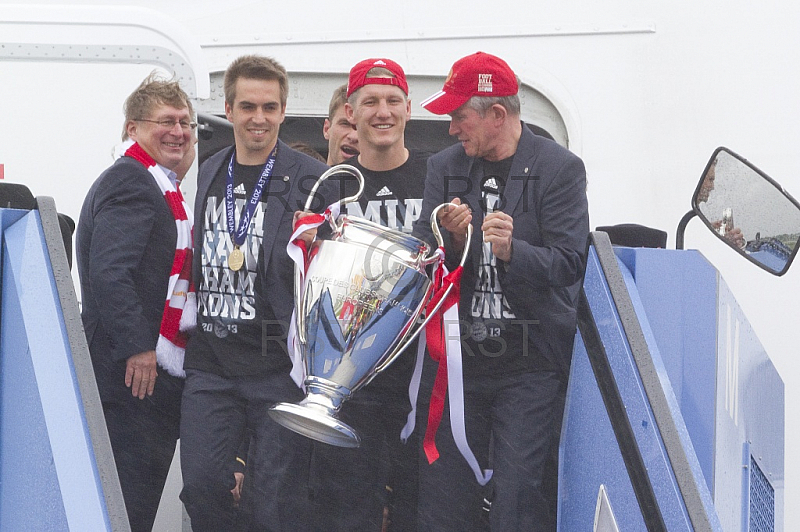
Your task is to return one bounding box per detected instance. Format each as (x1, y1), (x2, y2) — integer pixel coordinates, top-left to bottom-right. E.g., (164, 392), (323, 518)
(122, 70), (193, 141)
(465, 93), (521, 117)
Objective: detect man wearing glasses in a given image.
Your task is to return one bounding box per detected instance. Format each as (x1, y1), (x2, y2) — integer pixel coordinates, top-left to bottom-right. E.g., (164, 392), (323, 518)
(77, 72), (197, 532)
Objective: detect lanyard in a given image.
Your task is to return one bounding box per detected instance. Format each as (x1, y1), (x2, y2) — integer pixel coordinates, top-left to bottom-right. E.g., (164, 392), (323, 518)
(225, 144), (278, 246)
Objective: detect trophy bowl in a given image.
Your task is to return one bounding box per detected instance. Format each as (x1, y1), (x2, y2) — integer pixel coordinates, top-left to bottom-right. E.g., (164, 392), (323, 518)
(269, 165), (470, 447)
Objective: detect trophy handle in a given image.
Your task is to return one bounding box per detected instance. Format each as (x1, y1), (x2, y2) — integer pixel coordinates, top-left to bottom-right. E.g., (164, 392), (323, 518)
(372, 203), (472, 375)
(303, 164), (365, 232)
(422, 202), (472, 268)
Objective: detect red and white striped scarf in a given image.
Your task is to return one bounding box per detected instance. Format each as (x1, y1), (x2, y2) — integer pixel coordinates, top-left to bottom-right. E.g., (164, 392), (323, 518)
(125, 142), (196, 378)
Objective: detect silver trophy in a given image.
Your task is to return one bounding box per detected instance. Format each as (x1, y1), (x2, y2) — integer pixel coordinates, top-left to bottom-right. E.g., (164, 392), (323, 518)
(269, 165), (471, 447)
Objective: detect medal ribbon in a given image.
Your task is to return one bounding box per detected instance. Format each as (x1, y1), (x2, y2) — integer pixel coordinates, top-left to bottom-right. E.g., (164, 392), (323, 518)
(226, 145), (277, 248)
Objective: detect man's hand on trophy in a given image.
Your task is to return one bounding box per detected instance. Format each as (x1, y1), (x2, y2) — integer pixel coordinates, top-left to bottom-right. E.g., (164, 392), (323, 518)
(482, 211), (514, 263)
(439, 197), (472, 253)
(293, 210), (319, 246)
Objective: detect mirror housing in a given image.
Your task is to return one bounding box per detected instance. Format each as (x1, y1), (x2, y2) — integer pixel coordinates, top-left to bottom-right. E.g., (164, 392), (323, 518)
(692, 147), (800, 275)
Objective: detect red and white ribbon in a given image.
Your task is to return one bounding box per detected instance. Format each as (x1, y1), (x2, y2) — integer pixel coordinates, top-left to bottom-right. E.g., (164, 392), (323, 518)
(285, 203), (340, 387)
(403, 255), (492, 486)
(401, 246), (444, 442)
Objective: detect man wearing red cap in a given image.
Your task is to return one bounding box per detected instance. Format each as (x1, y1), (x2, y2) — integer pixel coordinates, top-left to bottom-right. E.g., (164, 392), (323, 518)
(413, 52), (589, 530)
(309, 57), (426, 531)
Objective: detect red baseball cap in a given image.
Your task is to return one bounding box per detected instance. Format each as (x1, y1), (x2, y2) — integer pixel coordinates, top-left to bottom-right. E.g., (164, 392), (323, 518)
(347, 58), (409, 97)
(421, 52), (518, 115)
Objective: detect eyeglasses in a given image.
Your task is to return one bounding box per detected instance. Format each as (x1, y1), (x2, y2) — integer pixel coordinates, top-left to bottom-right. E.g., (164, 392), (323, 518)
(135, 118), (198, 130)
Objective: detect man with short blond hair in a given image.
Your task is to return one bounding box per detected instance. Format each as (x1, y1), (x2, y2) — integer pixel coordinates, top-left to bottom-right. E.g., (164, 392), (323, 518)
(309, 58), (426, 531)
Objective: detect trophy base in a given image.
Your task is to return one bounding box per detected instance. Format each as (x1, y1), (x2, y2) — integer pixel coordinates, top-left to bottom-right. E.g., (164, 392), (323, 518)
(269, 402), (362, 448)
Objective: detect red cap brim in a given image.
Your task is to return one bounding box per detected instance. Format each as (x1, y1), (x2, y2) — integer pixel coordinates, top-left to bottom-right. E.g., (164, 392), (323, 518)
(420, 90), (470, 115)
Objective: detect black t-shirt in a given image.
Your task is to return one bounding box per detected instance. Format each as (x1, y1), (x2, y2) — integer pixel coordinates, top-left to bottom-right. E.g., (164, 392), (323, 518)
(342, 149), (429, 234)
(185, 159), (289, 377)
(462, 156), (554, 376)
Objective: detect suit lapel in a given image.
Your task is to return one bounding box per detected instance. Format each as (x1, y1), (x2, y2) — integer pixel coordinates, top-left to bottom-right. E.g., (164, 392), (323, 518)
(197, 147), (231, 215)
(261, 141), (297, 269)
(501, 126), (538, 217)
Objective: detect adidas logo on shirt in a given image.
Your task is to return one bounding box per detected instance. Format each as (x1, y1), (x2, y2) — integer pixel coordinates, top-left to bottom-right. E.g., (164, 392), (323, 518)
(376, 186), (393, 197)
(233, 183), (247, 195)
(484, 177), (499, 191)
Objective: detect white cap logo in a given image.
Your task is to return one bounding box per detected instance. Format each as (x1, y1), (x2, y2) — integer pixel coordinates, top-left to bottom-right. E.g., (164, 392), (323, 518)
(477, 73), (493, 93)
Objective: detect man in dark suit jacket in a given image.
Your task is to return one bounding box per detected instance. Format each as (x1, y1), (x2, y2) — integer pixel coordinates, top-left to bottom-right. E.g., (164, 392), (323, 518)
(77, 74), (196, 532)
(178, 55), (331, 531)
(413, 52), (589, 531)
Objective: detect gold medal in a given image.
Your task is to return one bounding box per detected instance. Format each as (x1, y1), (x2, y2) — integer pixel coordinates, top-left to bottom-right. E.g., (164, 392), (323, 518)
(229, 246), (245, 271)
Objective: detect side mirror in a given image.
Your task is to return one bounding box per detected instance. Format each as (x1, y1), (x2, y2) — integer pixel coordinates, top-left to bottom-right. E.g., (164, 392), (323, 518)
(692, 147), (800, 275)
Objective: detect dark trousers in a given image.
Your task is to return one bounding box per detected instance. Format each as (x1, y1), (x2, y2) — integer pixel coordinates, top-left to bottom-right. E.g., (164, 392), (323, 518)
(102, 374), (183, 532)
(309, 382), (418, 531)
(179, 369), (312, 532)
(417, 362), (565, 531)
